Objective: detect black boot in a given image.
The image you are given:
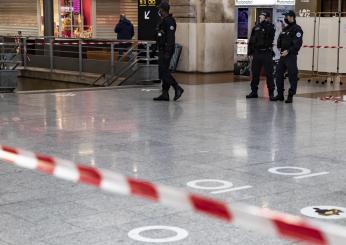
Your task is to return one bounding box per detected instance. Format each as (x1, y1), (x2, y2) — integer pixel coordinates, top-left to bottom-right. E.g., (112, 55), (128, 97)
(269, 91), (275, 100)
(246, 91), (258, 99)
(285, 94), (293, 103)
(153, 91), (170, 101)
(270, 94), (285, 102)
(174, 86), (184, 101)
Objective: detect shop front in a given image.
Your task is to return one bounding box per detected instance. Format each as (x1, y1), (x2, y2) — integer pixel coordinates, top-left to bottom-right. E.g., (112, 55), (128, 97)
(1, 0), (152, 40)
(37, 0), (93, 38)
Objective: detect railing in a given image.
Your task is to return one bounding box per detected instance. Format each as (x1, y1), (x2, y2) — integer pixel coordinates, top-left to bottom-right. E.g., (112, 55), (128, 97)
(297, 12), (346, 85)
(0, 41), (22, 70)
(0, 36), (158, 86)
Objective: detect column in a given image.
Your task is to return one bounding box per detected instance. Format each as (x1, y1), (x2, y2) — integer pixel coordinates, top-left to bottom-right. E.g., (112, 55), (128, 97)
(43, 0), (54, 36)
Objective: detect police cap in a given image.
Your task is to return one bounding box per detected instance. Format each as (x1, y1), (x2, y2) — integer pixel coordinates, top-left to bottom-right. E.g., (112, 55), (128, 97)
(158, 1), (170, 12)
(284, 10), (296, 18)
(259, 12), (270, 18)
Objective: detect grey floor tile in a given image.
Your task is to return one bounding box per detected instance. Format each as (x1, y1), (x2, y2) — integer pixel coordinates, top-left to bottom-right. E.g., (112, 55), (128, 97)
(0, 81), (345, 244)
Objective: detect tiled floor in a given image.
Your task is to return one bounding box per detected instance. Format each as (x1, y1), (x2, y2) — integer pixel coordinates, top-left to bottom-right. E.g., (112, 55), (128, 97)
(0, 78), (346, 245)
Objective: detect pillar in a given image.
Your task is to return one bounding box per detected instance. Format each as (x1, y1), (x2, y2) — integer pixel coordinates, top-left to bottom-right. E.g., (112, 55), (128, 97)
(43, 0), (54, 37)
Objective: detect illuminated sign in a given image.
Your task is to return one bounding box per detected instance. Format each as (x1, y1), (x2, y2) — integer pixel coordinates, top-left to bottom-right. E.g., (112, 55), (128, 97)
(138, 0), (161, 40)
(235, 0), (295, 6)
(276, 0), (295, 5)
(139, 0), (157, 6)
(73, 0), (81, 14)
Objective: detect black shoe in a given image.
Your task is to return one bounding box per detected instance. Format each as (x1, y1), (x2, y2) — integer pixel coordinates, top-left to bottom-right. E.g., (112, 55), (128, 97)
(174, 86), (184, 101)
(153, 91), (169, 101)
(246, 92), (258, 99)
(285, 95), (293, 103)
(269, 91), (274, 100)
(270, 94), (285, 102)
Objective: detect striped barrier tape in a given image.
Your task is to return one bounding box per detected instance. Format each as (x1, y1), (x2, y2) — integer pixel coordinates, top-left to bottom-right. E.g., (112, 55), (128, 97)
(0, 145), (345, 245)
(25, 41), (150, 46)
(320, 96), (345, 103)
(303, 45), (344, 49)
(235, 42), (345, 49)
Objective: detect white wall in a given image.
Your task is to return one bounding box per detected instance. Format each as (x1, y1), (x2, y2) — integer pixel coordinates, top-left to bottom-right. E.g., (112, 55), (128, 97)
(176, 23), (234, 72)
(176, 23), (197, 72)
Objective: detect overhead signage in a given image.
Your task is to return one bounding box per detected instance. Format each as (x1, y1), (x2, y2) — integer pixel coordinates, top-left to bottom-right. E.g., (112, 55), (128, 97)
(276, 0), (295, 5)
(235, 0), (295, 6)
(138, 0), (161, 40)
(295, 0), (318, 16)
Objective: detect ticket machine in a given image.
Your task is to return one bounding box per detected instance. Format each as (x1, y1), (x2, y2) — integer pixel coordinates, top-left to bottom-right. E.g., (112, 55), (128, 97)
(234, 0), (295, 76)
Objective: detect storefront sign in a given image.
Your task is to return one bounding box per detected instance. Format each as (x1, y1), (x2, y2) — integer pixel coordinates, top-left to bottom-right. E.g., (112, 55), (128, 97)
(61, 6), (74, 12)
(138, 0), (161, 40)
(276, 0), (295, 5)
(235, 0), (295, 5)
(295, 0), (318, 16)
(73, 0), (81, 14)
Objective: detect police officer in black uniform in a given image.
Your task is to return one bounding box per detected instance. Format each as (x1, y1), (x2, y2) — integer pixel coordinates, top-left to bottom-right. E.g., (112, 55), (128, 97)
(153, 1), (184, 101)
(246, 12), (275, 100)
(271, 10), (303, 103)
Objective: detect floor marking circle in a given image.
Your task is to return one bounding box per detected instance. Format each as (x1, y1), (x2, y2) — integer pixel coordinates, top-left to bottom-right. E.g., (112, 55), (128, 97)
(186, 179), (233, 190)
(301, 206), (346, 219)
(268, 166), (311, 176)
(128, 226), (188, 243)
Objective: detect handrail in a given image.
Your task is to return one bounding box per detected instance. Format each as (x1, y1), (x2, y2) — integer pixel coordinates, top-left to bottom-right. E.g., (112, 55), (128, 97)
(105, 57), (158, 87)
(0, 36), (159, 85)
(91, 73), (106, 86)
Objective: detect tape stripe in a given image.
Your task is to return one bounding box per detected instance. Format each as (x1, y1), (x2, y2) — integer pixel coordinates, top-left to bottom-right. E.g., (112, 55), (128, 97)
(0, 145), (345, 245)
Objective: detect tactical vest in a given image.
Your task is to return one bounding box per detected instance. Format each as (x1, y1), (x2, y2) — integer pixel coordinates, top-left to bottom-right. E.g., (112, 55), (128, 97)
(280, 25), (297, 51)
(253, 25), (267, 49)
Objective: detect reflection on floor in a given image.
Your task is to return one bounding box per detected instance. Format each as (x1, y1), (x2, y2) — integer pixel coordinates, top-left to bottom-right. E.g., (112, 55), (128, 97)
(297, 89), (346, 99)
(17, 77), (90, 91)
(0, 79), (345, 245)
(174, 72), (248, 85)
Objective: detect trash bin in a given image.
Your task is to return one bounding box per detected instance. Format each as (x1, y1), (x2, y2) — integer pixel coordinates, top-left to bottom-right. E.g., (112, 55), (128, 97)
(0, 70), (18, 92)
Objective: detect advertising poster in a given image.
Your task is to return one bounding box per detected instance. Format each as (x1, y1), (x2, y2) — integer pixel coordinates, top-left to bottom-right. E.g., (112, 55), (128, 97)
(234, 8), (250, 76)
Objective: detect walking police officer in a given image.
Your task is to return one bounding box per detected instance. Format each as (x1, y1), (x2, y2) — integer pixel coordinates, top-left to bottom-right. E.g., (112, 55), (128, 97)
(271, 10), (303, 103)
(153, 1), (184, 101)
(246, 12), (275, 100)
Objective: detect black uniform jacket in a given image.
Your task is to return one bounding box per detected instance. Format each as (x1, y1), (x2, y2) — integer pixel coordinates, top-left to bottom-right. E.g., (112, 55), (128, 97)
(277, 23), (303, 55)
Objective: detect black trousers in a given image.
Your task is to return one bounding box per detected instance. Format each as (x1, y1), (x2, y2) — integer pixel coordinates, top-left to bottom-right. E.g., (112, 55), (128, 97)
(158, 51), (178, 92)
(251, 51), (275, 93)
(276, 54), (298, 96)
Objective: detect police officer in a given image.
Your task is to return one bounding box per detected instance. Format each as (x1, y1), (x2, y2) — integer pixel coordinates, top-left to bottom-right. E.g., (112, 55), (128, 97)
(271, 10), (303, 103)
(246, 12), (275, 100)
(153, 1), (184, 101)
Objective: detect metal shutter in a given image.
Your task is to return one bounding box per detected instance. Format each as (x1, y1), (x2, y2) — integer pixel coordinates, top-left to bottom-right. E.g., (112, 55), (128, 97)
(120, 0), (138, 27)
(95, 0), (137, 39)
(0, 0), (39, 36)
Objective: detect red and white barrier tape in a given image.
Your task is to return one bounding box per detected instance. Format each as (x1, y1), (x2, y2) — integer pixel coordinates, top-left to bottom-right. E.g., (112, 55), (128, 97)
(26, 41), (148, 46)
(235, 42), (345, 50)
(0, 145), (345, 245)
(303, 45), (344, 49)
(320, 96), (345, 103)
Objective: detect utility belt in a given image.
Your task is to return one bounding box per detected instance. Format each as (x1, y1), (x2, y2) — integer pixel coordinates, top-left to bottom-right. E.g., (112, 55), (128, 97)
(254, 48), (272, 54)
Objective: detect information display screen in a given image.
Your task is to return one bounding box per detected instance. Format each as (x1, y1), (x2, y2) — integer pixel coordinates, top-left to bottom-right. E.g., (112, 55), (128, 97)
(138, 0), (161, 40)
